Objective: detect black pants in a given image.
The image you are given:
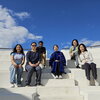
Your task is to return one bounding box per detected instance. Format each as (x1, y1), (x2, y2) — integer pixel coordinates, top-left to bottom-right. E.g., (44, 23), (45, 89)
(82, 63), (97, 80)
(25, 65), (42, 85)
(54, 63), (62, 76)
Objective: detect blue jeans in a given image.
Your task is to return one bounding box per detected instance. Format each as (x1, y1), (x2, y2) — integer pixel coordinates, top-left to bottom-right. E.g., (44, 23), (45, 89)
(9, 65), (23, 85)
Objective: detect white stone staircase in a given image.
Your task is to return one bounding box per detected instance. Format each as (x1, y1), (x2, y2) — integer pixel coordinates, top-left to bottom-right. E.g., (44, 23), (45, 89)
(0, 47), (100, 100)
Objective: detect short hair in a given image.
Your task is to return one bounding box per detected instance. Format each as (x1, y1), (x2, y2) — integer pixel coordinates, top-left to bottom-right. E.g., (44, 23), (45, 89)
(53, 44), (59, 49)
(72, 39), (79, 46)
(31, 42), (37, 46)
(38, 41), (43, 44)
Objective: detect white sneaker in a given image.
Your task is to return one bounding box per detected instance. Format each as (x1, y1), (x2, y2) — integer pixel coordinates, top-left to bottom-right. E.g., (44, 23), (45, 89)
(11, 84), (15, 88)
(95, 80), (99, 86)
(59, 75), (63, 79)
(51, 73), (56, 79)
(55, 75), (59, 79)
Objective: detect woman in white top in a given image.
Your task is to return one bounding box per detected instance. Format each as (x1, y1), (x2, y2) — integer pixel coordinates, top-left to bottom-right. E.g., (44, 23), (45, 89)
(78, 43), (99, 86)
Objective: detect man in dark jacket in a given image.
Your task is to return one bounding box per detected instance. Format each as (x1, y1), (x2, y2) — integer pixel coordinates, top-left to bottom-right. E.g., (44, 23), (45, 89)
(25, 42), (42, 86)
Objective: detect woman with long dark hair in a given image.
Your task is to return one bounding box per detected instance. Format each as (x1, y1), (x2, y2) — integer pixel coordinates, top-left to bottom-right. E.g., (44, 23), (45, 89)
(69, 39), (80, 68)
(9, 44), (25, 87)
(49, 45), (66, 79)
(78, 43), (99, 86)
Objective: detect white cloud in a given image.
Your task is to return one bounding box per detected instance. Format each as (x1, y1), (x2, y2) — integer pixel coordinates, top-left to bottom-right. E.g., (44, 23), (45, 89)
(0, 5), (42, 48)
(28, 34), (43, 40)
(61, 41), (71, 49)
(14, 12), (30, 19)
(90, 41), (100, 46)
(80, 38), (100, 46)
(8, 9), (30, 19)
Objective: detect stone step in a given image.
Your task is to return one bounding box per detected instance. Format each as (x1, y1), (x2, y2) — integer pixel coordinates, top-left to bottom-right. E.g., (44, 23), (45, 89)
(0, 61), (26, 70)
(37, 87), (84, 100)
(37, 87), (81, 96)
(39, 95), (83, 100)
(41, 79), (75, 87)
(80, 87), (100, 100)
(1, 68), (100, 87)
(0, 87), (84, 100)
(0, 61), (11, 64)
(69, 69), (100, 86)
(0, 70), (75, 88)
(41, 73), (72, 79)
(70, 69), (87, 86)
(0, 51), (11, 55)
(0, 87), (36, 100)
(0, 55), (10, 61)
(0, 61), (11, 67)
(42, 67), (70, 73)
(0, 94), (31, 100)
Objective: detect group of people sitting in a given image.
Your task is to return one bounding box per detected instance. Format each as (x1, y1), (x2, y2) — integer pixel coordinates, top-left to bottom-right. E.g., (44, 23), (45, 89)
(10, 41), (46, 87)
(69, 39), (98, 86)
(9, 39), (99, 88)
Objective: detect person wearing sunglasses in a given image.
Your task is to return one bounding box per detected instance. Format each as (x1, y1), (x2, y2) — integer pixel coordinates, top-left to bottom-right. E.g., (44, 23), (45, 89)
(25, 42), (42, 86)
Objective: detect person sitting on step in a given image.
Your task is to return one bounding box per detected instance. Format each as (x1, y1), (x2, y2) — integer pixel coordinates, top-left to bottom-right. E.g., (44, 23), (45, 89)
(69, 39), (80, 68)
(25, 42), (42, 86)
(10, 44), (25, 88)
(36, 41), (46, 69)
(78, 43), (99, 86)
(49, 45), (66, 79)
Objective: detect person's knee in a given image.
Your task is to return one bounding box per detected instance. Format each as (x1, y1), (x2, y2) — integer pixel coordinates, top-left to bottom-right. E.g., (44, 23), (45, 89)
(91, 63), (96, 67)
(85, 63), (89, 66)
(36, 67), (42, 74)
(84, 63), (90, 68)
(10, 65), (15, 71)
(25, 65), (33, 71)
(36, 66), (42, 71)
(19, 67), (23, 73)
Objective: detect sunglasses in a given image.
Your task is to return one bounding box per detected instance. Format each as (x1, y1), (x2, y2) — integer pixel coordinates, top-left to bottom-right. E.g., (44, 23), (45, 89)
(32, 45), (36, 47)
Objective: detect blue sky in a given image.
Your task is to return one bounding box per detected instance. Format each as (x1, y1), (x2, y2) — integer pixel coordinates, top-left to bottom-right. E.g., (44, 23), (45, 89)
(0, 0), (100, 56)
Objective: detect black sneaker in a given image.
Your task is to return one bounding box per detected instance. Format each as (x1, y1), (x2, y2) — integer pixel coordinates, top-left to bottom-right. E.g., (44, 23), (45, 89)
(33, 83), (37, 86)
(37, 83), (44, 86)
(25, 84), (31, 87)
(17, 84), (22, 87)
(64, 71), (67, 74)
(76, 66), (80, 68)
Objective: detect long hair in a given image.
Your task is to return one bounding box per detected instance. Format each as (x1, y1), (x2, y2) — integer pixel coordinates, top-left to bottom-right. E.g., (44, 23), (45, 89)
(78, 43), (87, 55)
(72, 39), (79, 46)
(11, 44), (24, 55)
